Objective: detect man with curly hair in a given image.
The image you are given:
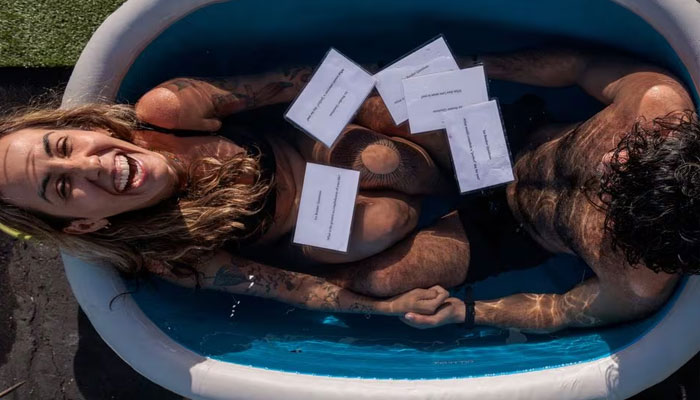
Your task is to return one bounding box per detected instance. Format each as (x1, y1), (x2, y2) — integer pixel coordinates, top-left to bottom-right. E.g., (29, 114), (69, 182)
(397, 49), (698, 332)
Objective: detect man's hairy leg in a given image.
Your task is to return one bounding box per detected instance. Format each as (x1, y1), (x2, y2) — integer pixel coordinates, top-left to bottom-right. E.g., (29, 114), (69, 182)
(301, 191), (421, 264)
(326, 211), (470, 297)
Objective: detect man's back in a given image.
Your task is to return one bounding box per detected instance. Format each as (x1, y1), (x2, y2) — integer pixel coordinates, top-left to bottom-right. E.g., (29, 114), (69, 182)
(405, 50), (697, 332)
(502, 50), (693, 329)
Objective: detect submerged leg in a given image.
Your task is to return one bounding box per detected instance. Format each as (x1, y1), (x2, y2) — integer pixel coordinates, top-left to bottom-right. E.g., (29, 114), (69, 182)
(325, 211), (471, 297)
(301, 191), (421, 264)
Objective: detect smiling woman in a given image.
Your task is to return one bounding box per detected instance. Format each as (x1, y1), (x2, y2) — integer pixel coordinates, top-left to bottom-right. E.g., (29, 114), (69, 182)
(0, 128), (178, 221)
(0, 103), (275, 273)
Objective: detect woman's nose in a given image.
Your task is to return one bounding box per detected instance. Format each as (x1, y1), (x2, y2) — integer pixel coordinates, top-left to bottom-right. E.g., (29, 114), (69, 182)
(61, 155), (102, 180)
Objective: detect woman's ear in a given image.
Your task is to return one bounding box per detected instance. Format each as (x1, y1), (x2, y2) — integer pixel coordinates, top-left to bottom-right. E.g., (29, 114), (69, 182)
(63, 218), (110, 235)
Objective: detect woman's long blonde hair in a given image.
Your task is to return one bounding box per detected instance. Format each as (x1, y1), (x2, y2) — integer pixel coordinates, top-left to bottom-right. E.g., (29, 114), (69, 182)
(0, 104), (273, 276)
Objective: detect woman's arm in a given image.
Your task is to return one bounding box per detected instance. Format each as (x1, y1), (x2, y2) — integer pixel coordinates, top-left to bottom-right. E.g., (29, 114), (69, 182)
(158, 250), (449, 317)
(135, 67), (313, 131)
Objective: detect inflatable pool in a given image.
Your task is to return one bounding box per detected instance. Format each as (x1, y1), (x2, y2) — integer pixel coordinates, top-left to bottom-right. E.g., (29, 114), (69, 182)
(62, 0), (700, 399)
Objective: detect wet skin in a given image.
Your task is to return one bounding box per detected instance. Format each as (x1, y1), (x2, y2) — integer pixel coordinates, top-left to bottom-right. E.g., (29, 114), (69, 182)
(0, 128), (179, 220)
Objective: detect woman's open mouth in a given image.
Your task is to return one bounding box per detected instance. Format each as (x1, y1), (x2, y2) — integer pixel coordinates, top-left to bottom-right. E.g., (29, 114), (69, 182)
(114, 154), (144, 192)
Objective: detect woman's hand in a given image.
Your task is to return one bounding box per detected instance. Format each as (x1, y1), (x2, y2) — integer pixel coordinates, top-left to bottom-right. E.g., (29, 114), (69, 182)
(387, 285), (450, 316)
(400, 297), (466, 329)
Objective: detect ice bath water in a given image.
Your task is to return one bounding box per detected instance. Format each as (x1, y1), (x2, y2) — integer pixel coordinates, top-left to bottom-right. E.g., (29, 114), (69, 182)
(132, 255), (681, 379)
(124, 0), (690, 380)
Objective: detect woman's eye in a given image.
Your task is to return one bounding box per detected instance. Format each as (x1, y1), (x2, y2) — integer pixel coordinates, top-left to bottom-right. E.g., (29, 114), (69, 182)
(58, 137), (70, 156)
(57, 177), (70, 199)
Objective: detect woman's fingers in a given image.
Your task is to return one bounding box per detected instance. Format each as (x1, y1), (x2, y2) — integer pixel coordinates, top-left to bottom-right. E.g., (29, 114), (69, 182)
(413, 285), (450, 314)
(390, 286), (451, 315)
(401, 302), (453, 329)
(423, 285), (450, 303)
(402, 297), (466, 329)
(420, 285), (448, 300)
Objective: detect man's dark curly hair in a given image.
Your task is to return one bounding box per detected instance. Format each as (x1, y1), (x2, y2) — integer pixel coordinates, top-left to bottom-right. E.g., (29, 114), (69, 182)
(599, 110), (700, 274)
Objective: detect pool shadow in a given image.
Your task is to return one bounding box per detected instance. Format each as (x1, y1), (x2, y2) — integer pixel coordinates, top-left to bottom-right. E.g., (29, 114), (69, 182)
(628, 352), (699, 399)
(73, 309), (181, 400)
(603, 278), (700, 398)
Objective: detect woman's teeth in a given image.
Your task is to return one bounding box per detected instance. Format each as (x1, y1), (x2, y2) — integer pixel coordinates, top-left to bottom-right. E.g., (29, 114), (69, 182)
(115, 154), (143, 192)
(116, 155), (128, 191)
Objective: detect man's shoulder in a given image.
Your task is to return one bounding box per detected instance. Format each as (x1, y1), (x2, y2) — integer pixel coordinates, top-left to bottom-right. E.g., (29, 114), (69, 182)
(638, 83), (694, 118)
(614, 72), (694, 121)
(594, 256), (680, 304)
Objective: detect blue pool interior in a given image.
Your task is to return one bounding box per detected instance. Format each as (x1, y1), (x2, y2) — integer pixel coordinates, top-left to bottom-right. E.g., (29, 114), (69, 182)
(124, 0), (694, 379)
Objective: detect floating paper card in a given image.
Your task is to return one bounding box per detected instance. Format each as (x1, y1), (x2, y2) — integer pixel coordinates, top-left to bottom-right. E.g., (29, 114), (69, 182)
(293, 163), (360, 252)
(443, 100), (514, 193)
(374, 36), (459, 125)
(285, 49), (375, 148)
(403, 66), (489, 134)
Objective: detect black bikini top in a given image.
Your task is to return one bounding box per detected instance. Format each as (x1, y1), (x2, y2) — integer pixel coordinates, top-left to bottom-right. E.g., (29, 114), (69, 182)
(135, 121), (277, 243)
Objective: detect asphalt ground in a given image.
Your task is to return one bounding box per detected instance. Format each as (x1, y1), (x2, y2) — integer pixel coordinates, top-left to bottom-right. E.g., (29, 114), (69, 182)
(0, 67), (697, 399)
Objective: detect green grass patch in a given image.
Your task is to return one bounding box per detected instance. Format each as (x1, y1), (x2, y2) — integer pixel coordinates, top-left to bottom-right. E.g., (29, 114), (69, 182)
(0, 0), (127, 67)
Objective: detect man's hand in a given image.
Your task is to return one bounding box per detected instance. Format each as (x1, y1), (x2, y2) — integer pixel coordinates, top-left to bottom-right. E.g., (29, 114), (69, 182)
(387, 286), (450, 316)
(399, 297), (465, 328)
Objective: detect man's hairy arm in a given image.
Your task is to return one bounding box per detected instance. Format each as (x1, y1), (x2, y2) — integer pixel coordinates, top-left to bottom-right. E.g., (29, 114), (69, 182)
(404, 273), (677, 333)
(135, 66), (313, 131)
(473, 276), (665, 333)
(155, 251), (449, 317)
(469, 49), (692, 107)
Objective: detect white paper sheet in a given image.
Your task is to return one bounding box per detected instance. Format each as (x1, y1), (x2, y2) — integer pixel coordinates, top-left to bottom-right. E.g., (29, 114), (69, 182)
(292, 163), (360, 252)
(443, 100), (514, 193)
(374, 36), (459, 125)
(402, 66), (489, 134)
(285, 49), (376, 148)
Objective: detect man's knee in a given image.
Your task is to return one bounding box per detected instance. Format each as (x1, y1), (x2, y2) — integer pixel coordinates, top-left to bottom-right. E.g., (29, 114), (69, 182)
(360, 198), (418, 243)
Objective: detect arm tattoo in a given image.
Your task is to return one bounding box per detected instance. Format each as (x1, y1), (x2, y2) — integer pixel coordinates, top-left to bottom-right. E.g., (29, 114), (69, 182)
(211, 81), (294, 114)
(207, 256), (299, 293)
(163, 71), (307, 117)
(284, 66), (312, 83)
(254, 267), (299, 294)
(235, 254), (299, 293)
(348, 302), (374, 314)
(303, 278), (342, 311)
(204, 255), (383, 315)
(213, 264), (249, 287)
(167, 79), (195, 91)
